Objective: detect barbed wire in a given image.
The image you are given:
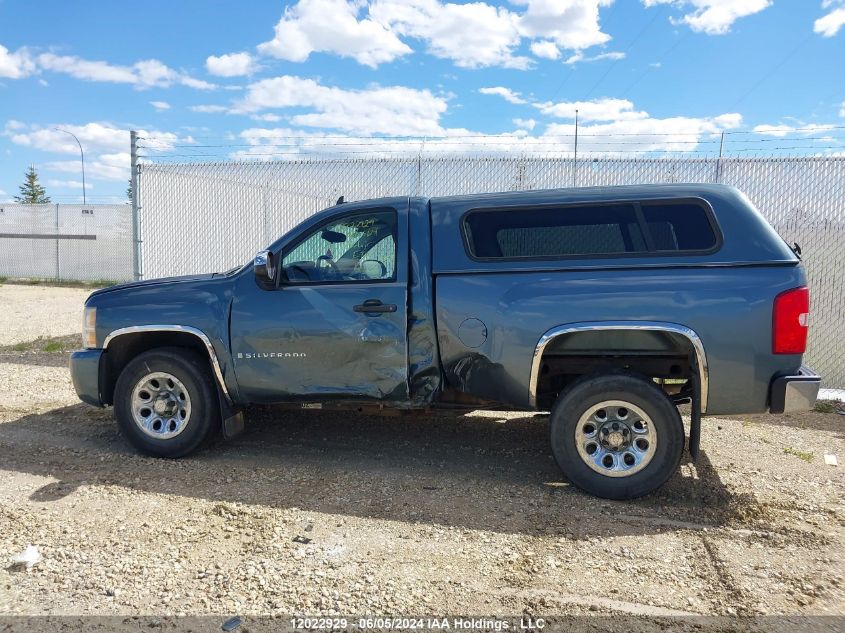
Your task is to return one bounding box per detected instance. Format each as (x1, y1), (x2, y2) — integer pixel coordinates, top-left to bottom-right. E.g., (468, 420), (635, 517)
(139, 124), (845, 143)
(135, 125), (845, 163)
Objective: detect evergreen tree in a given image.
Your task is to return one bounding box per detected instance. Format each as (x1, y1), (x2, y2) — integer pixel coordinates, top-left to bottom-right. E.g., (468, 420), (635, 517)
(127, 178), (133, 203)
(14, 166), (50, 204)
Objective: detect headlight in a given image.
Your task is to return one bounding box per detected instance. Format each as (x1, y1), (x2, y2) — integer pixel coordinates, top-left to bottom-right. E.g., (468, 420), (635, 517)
(82, 307), (97, 348)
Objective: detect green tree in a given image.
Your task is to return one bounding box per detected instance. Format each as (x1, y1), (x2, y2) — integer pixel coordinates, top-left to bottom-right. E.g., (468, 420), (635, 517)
(14, 165), (50, 204)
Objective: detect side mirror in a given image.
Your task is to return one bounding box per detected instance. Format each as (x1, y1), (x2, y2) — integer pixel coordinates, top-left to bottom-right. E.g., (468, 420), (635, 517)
(254, 250), (276, 287)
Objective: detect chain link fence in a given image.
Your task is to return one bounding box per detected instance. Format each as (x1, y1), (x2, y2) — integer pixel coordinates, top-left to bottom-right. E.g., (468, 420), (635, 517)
(135, 155), (844, 389)
(0, 203), (134, 282)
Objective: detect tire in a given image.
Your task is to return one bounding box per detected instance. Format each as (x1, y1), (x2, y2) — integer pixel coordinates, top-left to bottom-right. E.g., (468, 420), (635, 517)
(113, 347), (220, 458)
(550, 373), (684, 500)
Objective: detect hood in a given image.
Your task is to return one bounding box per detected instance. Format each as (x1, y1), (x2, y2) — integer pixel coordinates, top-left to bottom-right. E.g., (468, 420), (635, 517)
(88, 273), (219, 299)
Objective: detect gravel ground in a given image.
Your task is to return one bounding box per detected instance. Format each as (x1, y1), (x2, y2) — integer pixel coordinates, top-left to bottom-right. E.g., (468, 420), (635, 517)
(0, 284), (92, 345)
(0, 289), (843, 626)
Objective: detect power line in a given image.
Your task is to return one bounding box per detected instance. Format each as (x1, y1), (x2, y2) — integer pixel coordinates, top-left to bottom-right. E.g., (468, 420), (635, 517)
(582, 5), (665, 101)
(140, 125), (845, 145)
(730, 33), (814, 109)
(621, 34), (688, 98)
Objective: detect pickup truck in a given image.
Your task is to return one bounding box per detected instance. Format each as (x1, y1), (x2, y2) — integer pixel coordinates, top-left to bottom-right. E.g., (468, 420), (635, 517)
(69, 183), (821, 499)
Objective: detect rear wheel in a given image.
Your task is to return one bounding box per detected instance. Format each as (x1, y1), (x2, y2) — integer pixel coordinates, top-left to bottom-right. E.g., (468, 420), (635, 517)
(114, 347), (219, 457)
(550, 373), (684, 500)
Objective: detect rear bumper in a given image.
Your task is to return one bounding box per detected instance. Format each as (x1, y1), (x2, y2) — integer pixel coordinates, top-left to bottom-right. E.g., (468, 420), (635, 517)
(769, 365), (821, 414)
(69, 349), (104, 407)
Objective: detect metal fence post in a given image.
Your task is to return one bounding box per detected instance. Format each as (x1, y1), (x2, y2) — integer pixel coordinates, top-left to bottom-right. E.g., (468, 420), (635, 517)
(54, 203), (60, 280)
(714, 131), (725, 183)
(130, 130), (141, 280)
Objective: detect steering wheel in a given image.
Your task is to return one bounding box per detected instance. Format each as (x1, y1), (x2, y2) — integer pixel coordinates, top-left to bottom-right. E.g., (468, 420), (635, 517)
(316, 255), (340, 278)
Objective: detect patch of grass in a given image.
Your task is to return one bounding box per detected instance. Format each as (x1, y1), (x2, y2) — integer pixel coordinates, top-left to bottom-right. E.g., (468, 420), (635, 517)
(0, 334), (78, 354)
(814, 400), (841, 414)
(783, 447), (814, 463)
(0, 277), (120, 289)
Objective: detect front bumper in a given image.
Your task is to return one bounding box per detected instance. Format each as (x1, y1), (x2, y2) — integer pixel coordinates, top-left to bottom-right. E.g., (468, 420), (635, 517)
(69, 349), (104, 407)
(769, 364), (821, 414)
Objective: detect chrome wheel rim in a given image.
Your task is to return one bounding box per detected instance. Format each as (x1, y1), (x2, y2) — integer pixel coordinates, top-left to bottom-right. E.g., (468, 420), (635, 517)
(130, 372), (191, 440)
(574, 400), (656, 478)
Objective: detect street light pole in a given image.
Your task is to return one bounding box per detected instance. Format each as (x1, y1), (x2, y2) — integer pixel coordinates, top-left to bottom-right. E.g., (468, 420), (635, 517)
(54, 128), (86, 205)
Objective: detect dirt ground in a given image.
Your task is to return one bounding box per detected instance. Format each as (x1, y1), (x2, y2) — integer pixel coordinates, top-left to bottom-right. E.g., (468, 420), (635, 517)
(0, 284), (843, 626)
(0, 284), (93, 346)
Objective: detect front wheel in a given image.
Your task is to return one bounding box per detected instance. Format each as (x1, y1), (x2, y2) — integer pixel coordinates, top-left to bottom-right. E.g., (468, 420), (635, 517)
(114, 347), (220, 458)
(550, 373), (684, 500)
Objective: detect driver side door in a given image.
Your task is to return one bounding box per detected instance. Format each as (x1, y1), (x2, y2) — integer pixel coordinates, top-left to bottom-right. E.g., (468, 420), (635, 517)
(230, 204), (409, 404)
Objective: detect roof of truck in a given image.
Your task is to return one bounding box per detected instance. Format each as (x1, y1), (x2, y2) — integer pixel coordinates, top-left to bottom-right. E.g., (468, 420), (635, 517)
(428, 182), (740, 204)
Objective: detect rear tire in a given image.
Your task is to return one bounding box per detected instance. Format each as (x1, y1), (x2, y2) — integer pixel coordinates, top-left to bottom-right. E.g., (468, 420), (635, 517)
(550, 373), (684, 500)
(114, 347), (220, 458)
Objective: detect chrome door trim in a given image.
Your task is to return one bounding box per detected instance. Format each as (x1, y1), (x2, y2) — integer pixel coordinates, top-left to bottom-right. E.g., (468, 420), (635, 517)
(103, 325), (232, 403)
(529, 320), (709, 413)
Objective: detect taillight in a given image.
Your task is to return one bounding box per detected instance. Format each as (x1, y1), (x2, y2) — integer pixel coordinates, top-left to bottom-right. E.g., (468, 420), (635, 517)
(772, 286), (809, 354)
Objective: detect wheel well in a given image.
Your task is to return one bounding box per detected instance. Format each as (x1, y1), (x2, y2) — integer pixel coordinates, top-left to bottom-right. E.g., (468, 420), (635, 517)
(534, 329), (696, 410)
(101, 332), (211, 405)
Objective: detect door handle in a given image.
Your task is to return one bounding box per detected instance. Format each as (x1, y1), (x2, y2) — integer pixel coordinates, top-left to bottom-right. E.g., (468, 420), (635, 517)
(353, 299), (397, 314)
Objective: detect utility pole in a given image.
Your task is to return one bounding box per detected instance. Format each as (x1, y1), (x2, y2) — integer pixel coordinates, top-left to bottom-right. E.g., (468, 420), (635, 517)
(54, 128), (86, 204)
(130, 130), (141, 280)
(573, 109), (579, 187)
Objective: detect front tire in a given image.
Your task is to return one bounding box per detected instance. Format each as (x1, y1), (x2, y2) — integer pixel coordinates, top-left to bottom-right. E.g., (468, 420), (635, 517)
(550, 373), (684, 500)
(114, 347), (220, 458)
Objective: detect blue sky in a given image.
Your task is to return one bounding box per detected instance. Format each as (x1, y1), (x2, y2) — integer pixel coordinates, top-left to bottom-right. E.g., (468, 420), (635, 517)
(1, 0), (844, 202)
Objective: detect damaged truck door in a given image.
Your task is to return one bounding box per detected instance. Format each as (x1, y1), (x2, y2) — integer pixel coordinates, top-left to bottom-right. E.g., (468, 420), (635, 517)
(229, 203), (409, 403)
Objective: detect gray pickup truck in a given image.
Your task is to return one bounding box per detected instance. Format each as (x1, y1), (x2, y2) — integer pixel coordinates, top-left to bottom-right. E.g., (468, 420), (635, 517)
(70, 183), (820, 499)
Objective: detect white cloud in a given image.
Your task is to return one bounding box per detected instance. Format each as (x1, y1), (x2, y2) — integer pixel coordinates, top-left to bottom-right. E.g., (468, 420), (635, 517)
(479, 86), (528, 104)
(752, 122), (835, 137)
(250, 113), (283, 122)
(256, 0), (614, 69)
(5, 121), (129, 154)
(225, 95), (744, 161)
(231, 110), (743, 160)
(46, 152), (130, 182)
(47, 179), (92, 189)
(543, 110), (742, 154)
(840, 101), (845, 117)
(233, 75), (448, 135)
(5, 121), (190, 181)
(513, 118), (537, 130)
(563, 50), (624, 64)
(0, 44), (36, 79)
(258, 0), (412, 68)
(370, 0), (529, 69)
(36, 53), (216, 90)
(530, 41), (560, 59)
(815, 1), (845, 37)
(643, 0), (772, 35)
(190, 104), (229, 113)
(514, 0), (613, 50)
(150, 100), (171, 111)
(535, 97), (648, 121)
(206, 52), (257, 77)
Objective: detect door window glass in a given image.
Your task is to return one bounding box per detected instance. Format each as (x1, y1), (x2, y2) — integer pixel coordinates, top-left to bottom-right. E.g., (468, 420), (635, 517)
(282, 210), (397, 283)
